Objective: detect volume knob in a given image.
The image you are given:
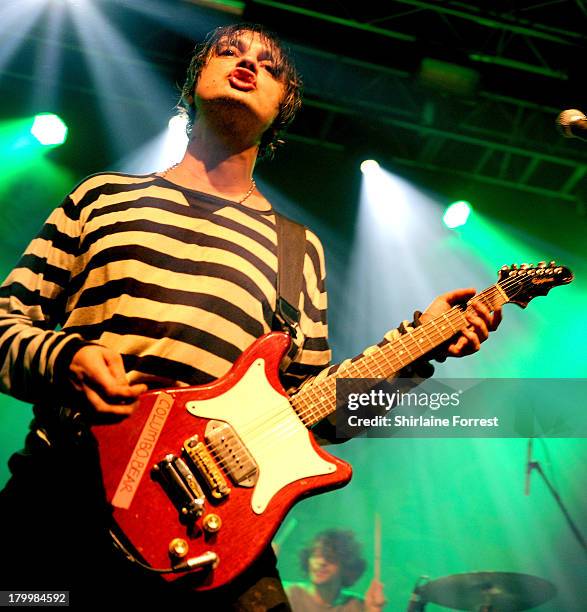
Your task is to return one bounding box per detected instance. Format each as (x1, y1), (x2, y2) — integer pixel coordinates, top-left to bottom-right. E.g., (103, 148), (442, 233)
(169, 538), (189, 559)
(203, 513), (222, 533)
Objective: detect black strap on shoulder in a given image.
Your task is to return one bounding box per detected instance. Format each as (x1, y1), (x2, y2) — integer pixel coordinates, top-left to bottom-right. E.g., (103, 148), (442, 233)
(273, 212), (306, 338)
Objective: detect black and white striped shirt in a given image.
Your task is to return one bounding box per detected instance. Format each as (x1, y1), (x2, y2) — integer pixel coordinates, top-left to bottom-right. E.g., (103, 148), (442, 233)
(0, 172), (331, 403)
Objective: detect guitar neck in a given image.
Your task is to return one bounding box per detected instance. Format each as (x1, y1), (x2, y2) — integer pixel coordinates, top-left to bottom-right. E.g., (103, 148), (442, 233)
(291, 283), (509, 427)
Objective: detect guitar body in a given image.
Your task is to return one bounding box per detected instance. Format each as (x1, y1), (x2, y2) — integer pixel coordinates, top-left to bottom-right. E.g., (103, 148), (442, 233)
(93, 332), (352, 591)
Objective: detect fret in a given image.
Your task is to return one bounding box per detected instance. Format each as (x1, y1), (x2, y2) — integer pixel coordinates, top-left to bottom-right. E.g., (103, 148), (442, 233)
(429, 317), (449, 344)
(420, 325), (437, 350)
(395, 334), (414, 365)
(370, 349), (391, 379)
(404, 328), (428, 358)
(378, 345), (397, 375)
(442, 312), (457, 335)
(379, 345), (403, 374)
(477, 293), (492, 311)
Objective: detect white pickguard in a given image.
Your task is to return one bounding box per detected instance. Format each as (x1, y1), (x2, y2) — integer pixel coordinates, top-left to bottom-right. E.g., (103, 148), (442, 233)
(185, 358), (336, 514)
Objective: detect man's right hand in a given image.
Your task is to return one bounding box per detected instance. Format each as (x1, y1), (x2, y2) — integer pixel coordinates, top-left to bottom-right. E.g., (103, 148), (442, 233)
(68, 345), (147, 419)
(364, 578), (386, 611)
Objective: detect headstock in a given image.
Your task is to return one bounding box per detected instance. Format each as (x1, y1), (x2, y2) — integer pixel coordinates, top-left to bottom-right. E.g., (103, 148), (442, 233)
(497, 261), (574, 308)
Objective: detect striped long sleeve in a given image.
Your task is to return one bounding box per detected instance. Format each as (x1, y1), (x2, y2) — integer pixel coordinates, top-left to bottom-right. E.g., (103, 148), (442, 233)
(0, 192), (90, 402)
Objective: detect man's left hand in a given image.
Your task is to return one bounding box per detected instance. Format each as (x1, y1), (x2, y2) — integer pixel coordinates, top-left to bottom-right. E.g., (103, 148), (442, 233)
(420, 288), (502, 359)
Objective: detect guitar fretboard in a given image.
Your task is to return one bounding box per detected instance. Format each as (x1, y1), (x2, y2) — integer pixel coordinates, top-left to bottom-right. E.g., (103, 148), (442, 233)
(290, 283), (509, 427)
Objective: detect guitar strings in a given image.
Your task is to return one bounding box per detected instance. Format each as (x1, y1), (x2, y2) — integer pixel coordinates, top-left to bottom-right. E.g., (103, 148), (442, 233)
(203, 274), (545, 472)
(201, 273), (546, 474)
(292, 273), (540, 422)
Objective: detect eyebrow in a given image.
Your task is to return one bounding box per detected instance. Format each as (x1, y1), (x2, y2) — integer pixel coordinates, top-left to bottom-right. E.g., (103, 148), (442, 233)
(218, 34), (278, 63)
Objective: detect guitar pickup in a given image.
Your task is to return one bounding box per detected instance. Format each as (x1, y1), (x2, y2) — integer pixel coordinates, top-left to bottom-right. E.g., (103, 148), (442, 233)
(204, 420), (258, 487)
(152, 454), (205, 519)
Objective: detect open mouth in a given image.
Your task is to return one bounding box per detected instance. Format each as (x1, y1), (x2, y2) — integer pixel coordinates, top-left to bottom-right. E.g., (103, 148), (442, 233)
(228, 68), (256, 91)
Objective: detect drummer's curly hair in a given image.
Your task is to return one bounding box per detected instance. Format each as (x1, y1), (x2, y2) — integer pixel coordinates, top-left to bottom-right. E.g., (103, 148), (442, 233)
(299, 529), (367, 587)
(178, 23), (302, 160)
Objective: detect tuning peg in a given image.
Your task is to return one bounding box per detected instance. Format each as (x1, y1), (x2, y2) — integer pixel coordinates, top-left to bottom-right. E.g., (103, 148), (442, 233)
(537, 261), (546, 268)
(520, 263), (530, 269)
(511, 263), (518, 270)
(549, 260), (556, 266)
(501, 265), (510, 271)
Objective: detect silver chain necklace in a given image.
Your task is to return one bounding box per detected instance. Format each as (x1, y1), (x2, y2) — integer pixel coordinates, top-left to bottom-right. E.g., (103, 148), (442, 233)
(159, 163), (257, 205)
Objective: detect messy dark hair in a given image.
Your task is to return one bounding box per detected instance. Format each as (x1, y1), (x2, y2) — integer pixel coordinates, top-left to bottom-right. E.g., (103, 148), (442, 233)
(178, 23), (302, 159)
(299, 529), (367, 587)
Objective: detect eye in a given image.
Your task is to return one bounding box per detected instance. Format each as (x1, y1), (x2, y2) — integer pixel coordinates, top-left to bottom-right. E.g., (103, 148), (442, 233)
(218, 47), (236, 57)
(263, 63), (278, 76)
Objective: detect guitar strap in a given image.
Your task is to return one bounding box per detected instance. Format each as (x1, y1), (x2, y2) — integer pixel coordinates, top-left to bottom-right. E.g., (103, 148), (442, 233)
(273, 212), (306, 360)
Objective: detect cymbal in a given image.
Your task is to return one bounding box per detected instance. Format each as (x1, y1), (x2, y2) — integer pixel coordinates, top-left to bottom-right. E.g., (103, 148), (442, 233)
(419, 571), (557, 611)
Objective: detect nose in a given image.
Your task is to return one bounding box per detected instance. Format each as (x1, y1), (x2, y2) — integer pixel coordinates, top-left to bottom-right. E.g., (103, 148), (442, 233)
(237, 56), (258, 75)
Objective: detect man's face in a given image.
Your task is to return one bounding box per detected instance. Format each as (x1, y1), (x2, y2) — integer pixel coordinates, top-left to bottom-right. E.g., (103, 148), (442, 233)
(194, 31), (285, 135)
(308, 545), (342, 587)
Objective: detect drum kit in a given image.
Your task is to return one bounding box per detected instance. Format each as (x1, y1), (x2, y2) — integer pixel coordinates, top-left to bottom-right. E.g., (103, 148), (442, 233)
(407, 571), (557, 611)
(367, 514), (559, 610)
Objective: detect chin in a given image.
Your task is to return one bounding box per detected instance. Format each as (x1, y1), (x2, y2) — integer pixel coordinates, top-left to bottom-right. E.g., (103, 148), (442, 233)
(205, 95), (257, 121)
(201, 98), (267, 141)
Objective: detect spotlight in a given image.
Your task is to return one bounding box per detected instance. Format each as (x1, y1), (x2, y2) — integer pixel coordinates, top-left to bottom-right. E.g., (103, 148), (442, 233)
(30, 113), (68, 146)
(168, 114), (187, 134)
(360, 159), (381, 175)
(166, 114), (188, 161)
(443, 200), (472, 229)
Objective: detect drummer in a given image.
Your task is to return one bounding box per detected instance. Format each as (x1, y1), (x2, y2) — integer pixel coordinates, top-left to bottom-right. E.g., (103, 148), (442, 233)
(286, 529), (386, 611)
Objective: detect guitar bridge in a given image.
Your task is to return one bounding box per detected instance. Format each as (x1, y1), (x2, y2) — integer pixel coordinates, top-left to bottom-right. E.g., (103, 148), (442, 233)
(183, 435), (231, 500)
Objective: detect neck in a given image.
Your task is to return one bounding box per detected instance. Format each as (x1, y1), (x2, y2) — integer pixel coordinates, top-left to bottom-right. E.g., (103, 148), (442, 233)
(163, 119), (263, 207)
(311, 581), (342, 605)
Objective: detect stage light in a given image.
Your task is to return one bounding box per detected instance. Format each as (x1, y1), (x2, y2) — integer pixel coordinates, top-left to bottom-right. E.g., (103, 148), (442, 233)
(360, 159), (381, 175)
(55, 0), (89, 5)
(30, 113), (68, 146)
(443, 200), (471, 228)
(68, 0), (174, 158)
(168, 114), (188, 139)
(166, 114), (189, 161)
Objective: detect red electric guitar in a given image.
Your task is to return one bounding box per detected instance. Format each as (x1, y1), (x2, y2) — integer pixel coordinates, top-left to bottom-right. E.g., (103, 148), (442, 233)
(93, 262), (573, 591)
